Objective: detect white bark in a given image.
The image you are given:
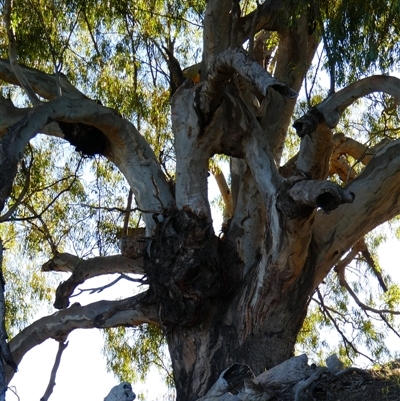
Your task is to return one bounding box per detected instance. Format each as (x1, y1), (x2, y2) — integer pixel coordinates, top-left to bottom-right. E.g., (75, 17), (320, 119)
(287, 180), (354, 212)
(317, 75), (400, 128)
(0, 58), (86, 100)
(253, 354), (311, 387)
(172, 84), (211, 218)
(200, 48), (297, 115)
(0, 96), (173, 231)
(6, 293), (159, 384)
(312, 139), (400, 287)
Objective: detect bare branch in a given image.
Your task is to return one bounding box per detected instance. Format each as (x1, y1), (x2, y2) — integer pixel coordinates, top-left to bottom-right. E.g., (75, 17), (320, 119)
(0, 59), (86, 101)
(317, 75), (400, 129)
(71, 274), (148, 298)
(312, 139), (400, 287)
(79, 203), (160, 215)
(316, 289), (374, 363)
(6, 292), (159, 383)
(0, 96), (174, 230)
(335, 263), (400, 316)
(40, 340), (69, 401)
(41, 253), (145, 309)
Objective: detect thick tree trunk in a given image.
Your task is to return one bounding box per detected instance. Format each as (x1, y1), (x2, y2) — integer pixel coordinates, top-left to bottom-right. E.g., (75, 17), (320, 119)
(145, 210), (315, 401)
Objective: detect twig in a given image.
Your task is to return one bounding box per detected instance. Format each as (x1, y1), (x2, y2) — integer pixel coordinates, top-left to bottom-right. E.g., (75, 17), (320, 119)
(335, 262), (400, 315)
(79, 203), (160, 215)
(7, 386), (19, 401)
(40, 341), (69, 401)
(70, 274), (148, 298)
(316, 288), (374, 363)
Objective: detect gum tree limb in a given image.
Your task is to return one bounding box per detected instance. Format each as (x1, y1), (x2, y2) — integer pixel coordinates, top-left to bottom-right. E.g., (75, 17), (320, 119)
(6, 292), (159, 384)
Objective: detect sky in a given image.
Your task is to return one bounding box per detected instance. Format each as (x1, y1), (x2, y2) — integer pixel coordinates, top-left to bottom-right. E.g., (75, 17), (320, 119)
(7, 276), (172, 401)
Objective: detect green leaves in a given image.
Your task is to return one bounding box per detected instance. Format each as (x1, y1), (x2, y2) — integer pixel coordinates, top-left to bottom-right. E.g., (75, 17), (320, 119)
(322, 0), (400, 84)
(102, 325), (173, 387)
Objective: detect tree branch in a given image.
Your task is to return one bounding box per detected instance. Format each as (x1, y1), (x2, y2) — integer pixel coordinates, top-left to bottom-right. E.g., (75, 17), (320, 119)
(200, 47), (297, 115)
(0, 96), (174, 230)
(41, 253), (145, 309)
(70, 274), (148, 298)
(312, 139), (400, 287)
(0, 59), (86, 101)
(287, 179), (354, 213)
(335, 263), (400, 316)
(238, 0), (285, 43)
(4, 0), (40, 105)
(316, 289), (374, 363)
(6, 292), (159, 383)
(40, 340), (69, 401)
(315, 75), (400, 129)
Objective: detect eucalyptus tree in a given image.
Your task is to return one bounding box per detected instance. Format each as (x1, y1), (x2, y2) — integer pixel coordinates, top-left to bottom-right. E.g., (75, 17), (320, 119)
(1, 0), (400, 400)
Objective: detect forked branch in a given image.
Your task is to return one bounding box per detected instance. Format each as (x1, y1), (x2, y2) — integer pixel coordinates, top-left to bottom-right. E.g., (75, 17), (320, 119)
(42, 253), (145, 309)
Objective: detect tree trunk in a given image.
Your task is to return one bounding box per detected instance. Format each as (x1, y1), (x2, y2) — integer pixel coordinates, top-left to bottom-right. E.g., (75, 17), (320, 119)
(145, 210), (316, 401)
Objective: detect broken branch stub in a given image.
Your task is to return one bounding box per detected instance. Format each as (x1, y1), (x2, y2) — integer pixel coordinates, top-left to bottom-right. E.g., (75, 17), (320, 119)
(200, 48), (297, 115)
(288, 180), (355, 213)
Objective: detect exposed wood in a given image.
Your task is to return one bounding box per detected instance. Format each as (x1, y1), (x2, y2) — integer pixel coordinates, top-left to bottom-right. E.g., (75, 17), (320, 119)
(40, 341), (69, 401)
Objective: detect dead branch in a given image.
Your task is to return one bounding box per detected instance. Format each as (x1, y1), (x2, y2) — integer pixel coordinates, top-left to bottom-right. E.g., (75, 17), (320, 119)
(40, 340), (69, 401)
(45, 254), (145, 309)
(70, 274), (148, 298)
(288, 179), (354, 212)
